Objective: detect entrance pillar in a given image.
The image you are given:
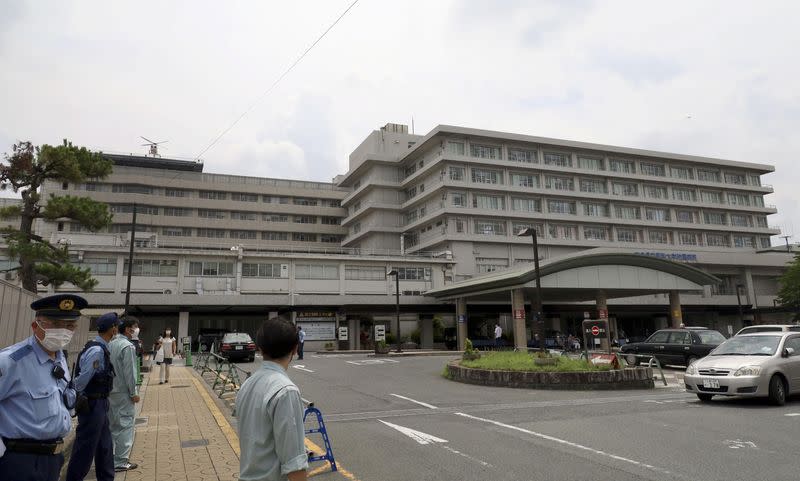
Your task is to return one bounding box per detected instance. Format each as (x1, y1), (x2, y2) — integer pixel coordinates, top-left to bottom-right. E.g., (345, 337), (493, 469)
(348, 318), (358, 350)
(595, 290), (607, 317)
(511, 288), (527, 350)
(420, 318), (434, 349)
(456, 298), (467, 351)
(178, 311), (189, 354)
(669, 290), (682, 328)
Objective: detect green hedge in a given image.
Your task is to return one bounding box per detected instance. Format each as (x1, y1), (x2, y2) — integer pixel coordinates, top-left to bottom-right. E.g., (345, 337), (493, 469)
(460, 351), (611, 372)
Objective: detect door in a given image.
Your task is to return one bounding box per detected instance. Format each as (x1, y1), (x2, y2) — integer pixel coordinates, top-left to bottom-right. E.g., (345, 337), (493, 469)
(641, 330), (671, 365)
(666, 331), (692, 365)
(783, 335), (800, 392)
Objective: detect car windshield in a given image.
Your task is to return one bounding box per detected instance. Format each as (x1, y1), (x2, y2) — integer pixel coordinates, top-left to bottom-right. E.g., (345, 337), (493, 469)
(696, 331), (726, 345)
(739, 327), (783, 334)
(710, 335), (782, 356)
(223, 333), (252, 343)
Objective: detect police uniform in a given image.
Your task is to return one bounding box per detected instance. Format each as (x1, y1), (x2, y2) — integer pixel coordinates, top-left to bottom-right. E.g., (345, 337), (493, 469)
(65, 313), (117, 481)
(0, 294), (86, 481)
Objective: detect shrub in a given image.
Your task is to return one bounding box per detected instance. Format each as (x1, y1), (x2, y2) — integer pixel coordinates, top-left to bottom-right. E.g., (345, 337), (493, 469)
(461, 351), (611, 372)
(462, 339), (481, 361)
(386, 333), (397, 345)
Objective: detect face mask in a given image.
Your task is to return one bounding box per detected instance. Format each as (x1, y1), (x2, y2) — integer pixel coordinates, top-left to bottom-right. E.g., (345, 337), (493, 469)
(36, 322), (74, 351)
(165, 331), (171, 336)
(132, 327), (140, 338)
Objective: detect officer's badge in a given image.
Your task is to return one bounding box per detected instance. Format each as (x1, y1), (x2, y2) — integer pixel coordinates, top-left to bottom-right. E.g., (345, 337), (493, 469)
(59, 299), (75, 311)
(93, 359), (100, 369)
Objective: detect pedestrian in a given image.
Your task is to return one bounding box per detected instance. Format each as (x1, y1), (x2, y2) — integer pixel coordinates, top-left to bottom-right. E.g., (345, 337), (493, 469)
(108, 315), (141, 472)
(65, 312), (118, 481)
(236, 316), (308, 481)
(157, 327), (176, 384)
(493, 323), (502, 348)
(296, 325), (305, 360)
(0, 294), (85, 481)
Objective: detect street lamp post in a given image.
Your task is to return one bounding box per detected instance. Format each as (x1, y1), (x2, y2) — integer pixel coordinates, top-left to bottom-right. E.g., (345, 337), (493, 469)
(387, 269), (401, 353)
(123, 202), (138, 313)
(517, 227), (544, 352)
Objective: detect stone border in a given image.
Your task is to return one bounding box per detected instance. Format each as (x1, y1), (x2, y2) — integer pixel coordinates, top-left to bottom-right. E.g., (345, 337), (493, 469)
(447, 361), (654, 390)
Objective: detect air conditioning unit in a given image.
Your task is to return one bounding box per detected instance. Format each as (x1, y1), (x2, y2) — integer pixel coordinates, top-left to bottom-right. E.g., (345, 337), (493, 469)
(4, 271), (16, 281)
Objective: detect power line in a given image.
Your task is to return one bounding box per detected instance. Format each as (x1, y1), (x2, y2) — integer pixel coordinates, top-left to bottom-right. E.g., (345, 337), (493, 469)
(194, 0), (360, 161)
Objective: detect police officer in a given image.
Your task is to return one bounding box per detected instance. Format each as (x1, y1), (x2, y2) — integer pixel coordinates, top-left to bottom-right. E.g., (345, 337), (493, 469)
(65, 312), (117, 481)
(0, 294), (85, 481)
(108, 315), (140, 472)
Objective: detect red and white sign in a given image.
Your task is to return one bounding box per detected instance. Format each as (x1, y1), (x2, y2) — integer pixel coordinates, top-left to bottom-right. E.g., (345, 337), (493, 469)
(598, 308), (608, 319)
(513, 309), (525, 320)
(591, 326), (600, 336)
(590, 353), (620, 369)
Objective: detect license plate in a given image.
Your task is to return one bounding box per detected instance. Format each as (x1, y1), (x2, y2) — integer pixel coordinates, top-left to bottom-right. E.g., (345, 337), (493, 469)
(235, 345), (243, 350)
(703, 379), (720, 389)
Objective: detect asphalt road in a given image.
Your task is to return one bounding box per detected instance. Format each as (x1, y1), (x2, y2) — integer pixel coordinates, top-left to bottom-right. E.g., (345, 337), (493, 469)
(234, 354), (800, 481)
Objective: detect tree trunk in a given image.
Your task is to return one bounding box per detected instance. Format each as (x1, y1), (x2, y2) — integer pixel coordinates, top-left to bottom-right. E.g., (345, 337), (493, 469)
(19, 190), (37, 293)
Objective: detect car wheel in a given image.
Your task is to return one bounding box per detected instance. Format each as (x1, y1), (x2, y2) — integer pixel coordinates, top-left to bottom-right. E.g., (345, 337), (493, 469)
(696, 393), (713, 402)
(625, 354), (639, 366)
(768, 375), (787, 406)
(686, 356), (698, 367)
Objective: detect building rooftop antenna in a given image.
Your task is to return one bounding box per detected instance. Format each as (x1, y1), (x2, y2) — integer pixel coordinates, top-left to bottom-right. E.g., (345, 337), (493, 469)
(780, 235), (792, 253)
(140, 136), (169, 157)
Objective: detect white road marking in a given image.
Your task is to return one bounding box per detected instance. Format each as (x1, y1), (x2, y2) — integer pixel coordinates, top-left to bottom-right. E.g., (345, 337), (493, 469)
(724, 439), (758, 449)
(441, 445), (494, 468)
(378, 420), (447, 445)
(292, 365), (314, 373)
(785, 413), (800, 417)
(346, 359), (400, 366)
(454, 412), (672, 476)
(390, 393), (438, 409)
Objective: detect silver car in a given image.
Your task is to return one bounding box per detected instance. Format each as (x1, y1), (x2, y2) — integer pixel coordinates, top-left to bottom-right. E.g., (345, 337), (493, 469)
(735, 324), (800, 336)
(684, 332), (800, 405)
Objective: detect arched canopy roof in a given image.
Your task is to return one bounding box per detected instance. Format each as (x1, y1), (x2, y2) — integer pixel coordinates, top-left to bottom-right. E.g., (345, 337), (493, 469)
(425, 252), (720, 302)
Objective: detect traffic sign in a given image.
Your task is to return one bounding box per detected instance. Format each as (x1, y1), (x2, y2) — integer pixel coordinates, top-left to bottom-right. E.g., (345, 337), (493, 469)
(591, 326), (600, 336)
(598, 308), (608, 319)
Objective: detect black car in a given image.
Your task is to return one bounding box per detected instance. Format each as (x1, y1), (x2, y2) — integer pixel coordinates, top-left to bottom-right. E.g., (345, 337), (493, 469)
(619, 328), (726, 367)
(219, 332), (256, 362)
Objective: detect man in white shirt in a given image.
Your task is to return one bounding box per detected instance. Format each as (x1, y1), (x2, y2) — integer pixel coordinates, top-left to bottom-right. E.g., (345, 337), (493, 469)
(494, 323), (503, 348)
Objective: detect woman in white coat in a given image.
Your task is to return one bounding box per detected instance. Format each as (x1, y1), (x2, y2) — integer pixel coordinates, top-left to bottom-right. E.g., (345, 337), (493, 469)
(157, 328), (177, 384)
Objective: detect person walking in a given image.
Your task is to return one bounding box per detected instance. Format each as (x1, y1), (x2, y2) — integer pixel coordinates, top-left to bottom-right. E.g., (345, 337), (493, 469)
(66, 312), (118, 481)
(0, 294), (85, 481)
(157, 328), (176, 384)
(296, 325), (306, 360)
(494, 323), (503, 348)
(236, 316), (308, 481)
(108, 315), (141, 472)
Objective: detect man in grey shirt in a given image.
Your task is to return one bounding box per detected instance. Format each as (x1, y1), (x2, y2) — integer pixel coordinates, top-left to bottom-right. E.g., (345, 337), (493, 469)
(108, 315), (140, 472)
(237, 316), (308, 481)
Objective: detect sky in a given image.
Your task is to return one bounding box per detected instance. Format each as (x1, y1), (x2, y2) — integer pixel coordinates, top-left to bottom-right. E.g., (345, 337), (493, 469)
(1, 0), (798, 242)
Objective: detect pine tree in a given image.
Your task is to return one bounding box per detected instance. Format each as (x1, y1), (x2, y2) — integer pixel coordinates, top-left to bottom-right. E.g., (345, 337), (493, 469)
(776, 253), (800, 314)
(0, 140), (113, 291)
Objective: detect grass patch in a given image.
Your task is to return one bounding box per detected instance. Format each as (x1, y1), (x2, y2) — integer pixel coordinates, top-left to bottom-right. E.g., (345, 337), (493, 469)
(441, 365), (453, 379)
(459, 351), (612, 372)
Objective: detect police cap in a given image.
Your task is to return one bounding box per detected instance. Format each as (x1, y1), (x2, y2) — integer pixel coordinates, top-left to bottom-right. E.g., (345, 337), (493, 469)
(31, 294), (88, 321)
(95, 312), (119, 332)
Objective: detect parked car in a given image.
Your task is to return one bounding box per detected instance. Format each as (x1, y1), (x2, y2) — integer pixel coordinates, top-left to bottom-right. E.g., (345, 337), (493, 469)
(218, 332), (256, 362)
(735, 324), (800, 336)
(619, 328), (726, 367)
(685, 332), (800, 405)
(197, 328), (227, 352)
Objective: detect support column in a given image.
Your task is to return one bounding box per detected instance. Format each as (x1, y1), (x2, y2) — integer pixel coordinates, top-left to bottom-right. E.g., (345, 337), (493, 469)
(420, 318), (434, 349)
(348, 318), (358, 350)
(178, 311), (189, 354)
(669, 290), (682, 328)
(511, 288), (526, 350)
(456, 298), (467, 351)
(595, 290), (609, 351)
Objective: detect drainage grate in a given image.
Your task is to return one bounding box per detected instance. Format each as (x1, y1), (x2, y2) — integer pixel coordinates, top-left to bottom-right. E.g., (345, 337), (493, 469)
(180, 439), (209, 448)
(135, 417), (148, 426)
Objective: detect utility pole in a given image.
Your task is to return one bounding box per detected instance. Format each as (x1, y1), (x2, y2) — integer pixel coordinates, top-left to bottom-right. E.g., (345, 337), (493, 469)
(124, 202), (137, 313)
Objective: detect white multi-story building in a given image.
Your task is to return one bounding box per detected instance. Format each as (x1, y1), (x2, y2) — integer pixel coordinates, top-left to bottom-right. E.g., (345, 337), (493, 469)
(7, 123), (793, 349)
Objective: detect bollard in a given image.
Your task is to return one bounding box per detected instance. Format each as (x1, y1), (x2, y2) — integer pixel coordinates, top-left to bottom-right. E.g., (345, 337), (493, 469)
(183, 341), (193, 367)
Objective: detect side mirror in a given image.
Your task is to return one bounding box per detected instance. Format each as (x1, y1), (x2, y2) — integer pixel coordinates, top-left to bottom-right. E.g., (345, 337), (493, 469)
(784, 347), (796, 357)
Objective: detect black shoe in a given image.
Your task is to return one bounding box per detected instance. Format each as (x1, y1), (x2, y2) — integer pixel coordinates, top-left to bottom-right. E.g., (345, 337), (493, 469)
(115, 462), (138, 472)
(159, 381), (163, 384)
(165, 380), (168, 383)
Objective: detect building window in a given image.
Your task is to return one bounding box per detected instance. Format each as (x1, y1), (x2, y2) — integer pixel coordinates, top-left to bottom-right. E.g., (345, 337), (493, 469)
(615, 205), (641, 220)
(392, 267), (431, 280)
(262, 213), (288, 222)
(471, 168), (503, 184)
(198, 190), (227, 200)
(644, 184), (668, 199)
(543, 152), (571, 167)
(698, 191), (722, 204)
(111, 204), (159, 215)
(759, 237), (771, 248)
(749, 175), (761, 187)
(730, 213), (753, 227)
(547, 199), (576, 215)
(198, 209), (225, 219)
(231, 192), (259, 202)
(670, 166), (694, 180)
(262, 231), (289, 241)
(294, 215), (317, 224)
(578, 156), (604, 171)
(678, 232), (702, 246)
(649, 230), (672, 244)
(511, 197), (541, 213)
(162, 227), (192, 237)
(449, 166), (465, 181)
(476, 257), (509, 274)
(473, 194), (505, 210)
(612, 182), (638, 197)
(76, 258), (117, 275)
(352, 223), (361, 235)
(163, 207), (192, 217)
(293, 198), (319, 206)
(165, 188), (190, 197)
(703, 211), (727, 225)
(263, 196), (290, 204)
(640, 162), (666, 177)
(752, 196), (764, 207)
(231, 211), (257, 221)
(405, 210), (418, 224)
(454, 218), (465, 233)
(727, 192), (750, 206)
(706, 233), (729, 247)
(196, 228), (226, 238)
(733, 235), (755, 248)
(616, 228), (641, 243)
(470, 143), (502, 159)
(405, 187), (417, 200)
(697, 169), (721, 182)
(548, 224), (577, 239)
(512, 222), (544, 237)
(579, 178), (607, 194)
(508, 148), (536, 163)
(673, 187), (697, 202)
(84, 183), (102, 191)
(124, 259), (178, 277)
(345, 265), (386, 280)
(724, 173), (747, 185)
(447, 141), (465, 156)
(292, 233), (317, 242)
(583, 202), (608, 217)
(242, 263), (282, 278)
(545, 175), (574, 191)
(756, 216), (768, 228)
(609, 159), (636, 174)
(320, 234), (343, 243)
(583, 226), (608, 241)
(645, 207), (670, 222)
(296, 264), (339, 279)
(676, 210), (697, 223)
(188, 261), (233, 276)
(510, 173), (539, 188)
(451, 192), (467, 207)
(323, 199), (341, 208)
(112, 184), (153, 194)
(474, 219), (507, 236)
(230, 230), (257, 240)
(320, 217), (340, 225)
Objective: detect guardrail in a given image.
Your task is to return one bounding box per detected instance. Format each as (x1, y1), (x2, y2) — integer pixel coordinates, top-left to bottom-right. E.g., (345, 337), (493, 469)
(193, 352), (251, 411)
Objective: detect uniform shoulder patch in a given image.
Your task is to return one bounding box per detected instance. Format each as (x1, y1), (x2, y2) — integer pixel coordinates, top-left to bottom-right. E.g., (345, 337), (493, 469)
(9, 344), (33, 362)
(93, 359), (100, 369)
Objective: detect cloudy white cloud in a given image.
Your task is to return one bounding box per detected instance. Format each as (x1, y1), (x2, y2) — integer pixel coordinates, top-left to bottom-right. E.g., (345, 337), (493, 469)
(1, 0), (798, 239)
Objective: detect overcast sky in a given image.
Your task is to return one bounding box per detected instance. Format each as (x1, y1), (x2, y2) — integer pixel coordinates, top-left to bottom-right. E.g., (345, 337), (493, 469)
(2, 1), (798, 242)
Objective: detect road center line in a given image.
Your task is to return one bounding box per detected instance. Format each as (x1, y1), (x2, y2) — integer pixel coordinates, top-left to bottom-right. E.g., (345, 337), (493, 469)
(390, 393), (438, 409)
(785, 413), (800, 417)
(454, 412), (673, 477)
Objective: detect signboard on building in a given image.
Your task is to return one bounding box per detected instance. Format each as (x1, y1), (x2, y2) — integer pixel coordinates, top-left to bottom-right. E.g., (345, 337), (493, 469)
(375, 325), (386, 342)
(458, 315), (466, 324)
(598, 308), (608, 319)
(513, 309), (525, 320)
(338, 326), (349, 341)
(297, 312), (336, 341)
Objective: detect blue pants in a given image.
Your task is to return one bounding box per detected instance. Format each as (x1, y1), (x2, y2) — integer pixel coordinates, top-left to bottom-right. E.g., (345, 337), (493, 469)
(65, 398), (114, 481)
(0, 451), (63, 481)
(298, 341), (304, 359)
